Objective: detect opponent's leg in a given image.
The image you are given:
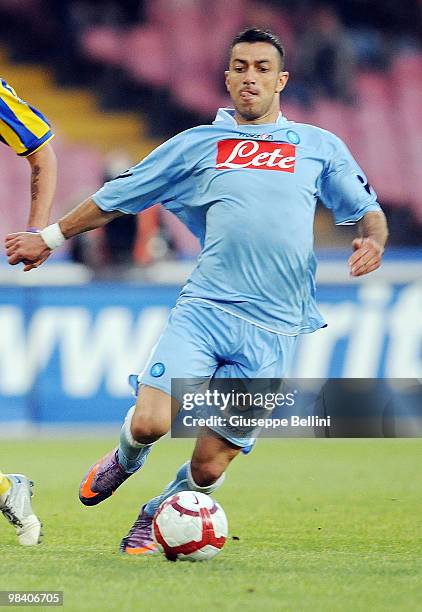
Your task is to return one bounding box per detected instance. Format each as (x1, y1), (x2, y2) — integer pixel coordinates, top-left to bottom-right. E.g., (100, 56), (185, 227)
(120, 428), (240, 554)
(0, 472), (42, 546)
(79, 386), (175, 506)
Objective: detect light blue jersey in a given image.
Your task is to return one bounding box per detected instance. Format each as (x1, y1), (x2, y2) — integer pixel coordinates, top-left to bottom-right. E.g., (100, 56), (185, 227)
(93, 108), (381, 335)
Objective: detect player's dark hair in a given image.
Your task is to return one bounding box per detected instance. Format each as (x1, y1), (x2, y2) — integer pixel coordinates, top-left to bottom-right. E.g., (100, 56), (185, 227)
(230, 28), (285, 70)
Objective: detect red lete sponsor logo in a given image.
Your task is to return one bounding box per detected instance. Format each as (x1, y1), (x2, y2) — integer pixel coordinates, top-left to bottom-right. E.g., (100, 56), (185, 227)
(216, 139), (296, 172)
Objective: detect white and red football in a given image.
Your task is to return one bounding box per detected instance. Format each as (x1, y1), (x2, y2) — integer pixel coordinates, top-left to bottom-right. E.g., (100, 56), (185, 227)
(152, 491), (228, 561)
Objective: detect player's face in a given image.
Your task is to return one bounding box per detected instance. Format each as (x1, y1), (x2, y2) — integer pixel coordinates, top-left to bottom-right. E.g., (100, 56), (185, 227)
(225, 42), (289, 124)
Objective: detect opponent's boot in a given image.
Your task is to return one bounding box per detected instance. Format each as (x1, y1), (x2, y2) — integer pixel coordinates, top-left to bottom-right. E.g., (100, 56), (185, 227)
(79, 448), (132, 506)
(120, 504), (157, 555)
(0, 474), (42, 546)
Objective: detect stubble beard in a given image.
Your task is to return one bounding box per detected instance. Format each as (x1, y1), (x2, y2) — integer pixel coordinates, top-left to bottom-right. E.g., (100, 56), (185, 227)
(235, 100), (266, 122)
(237, 108), (261, 121)
(234, 94), (275, 123)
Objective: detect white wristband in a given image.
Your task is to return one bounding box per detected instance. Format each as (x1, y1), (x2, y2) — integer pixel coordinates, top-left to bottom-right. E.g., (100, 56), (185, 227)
(40, 223), (66, 250)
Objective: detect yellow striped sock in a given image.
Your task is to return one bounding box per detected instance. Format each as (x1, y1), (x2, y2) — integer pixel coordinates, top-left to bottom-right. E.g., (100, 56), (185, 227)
(0, 472), (12, 495)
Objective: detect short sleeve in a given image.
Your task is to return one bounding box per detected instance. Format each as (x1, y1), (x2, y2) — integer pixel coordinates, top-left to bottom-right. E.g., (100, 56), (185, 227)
(0, 79), (53, 156)
(319, 135), (382, 225)
(92, 132), (191, 214)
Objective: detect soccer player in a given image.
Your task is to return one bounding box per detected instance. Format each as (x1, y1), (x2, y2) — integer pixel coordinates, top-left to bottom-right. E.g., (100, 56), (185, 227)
(4, 29), (388, 554)
(0, 77), (56, 545)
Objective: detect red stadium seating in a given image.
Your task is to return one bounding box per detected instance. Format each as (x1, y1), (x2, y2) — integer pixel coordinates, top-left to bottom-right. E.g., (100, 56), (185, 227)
(391, 53), (422, 221)
(0, 0), (41, 13)
(307, 99), (355, 145)
(82, 26), (122, 67)
(123, 26), (170, 87)
(353, 72), (408, 206)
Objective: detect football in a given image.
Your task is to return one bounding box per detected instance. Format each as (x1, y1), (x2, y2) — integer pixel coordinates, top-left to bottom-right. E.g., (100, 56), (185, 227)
(152, 491), (228, 561)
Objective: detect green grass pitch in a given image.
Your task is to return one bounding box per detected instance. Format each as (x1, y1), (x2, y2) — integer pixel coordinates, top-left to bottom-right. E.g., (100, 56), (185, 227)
(1, 438), (422, 611)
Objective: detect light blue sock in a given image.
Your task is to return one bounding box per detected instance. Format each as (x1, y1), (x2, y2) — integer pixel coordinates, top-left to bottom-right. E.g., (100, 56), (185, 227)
(118, 406), (153, 473)
(144, 461), (190, 517)
(144, 461), (225, 517)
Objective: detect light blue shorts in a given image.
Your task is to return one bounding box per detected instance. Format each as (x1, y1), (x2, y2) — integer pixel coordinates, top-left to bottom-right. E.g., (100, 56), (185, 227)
(137, 300), (298, 447)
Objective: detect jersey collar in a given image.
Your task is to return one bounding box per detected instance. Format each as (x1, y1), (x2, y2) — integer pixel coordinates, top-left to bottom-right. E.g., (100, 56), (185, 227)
(213, 107), (287, 127)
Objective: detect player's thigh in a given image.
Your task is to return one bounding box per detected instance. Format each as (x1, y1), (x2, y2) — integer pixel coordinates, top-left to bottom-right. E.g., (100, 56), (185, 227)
(191, 427), (241, 485)
(134, 302), (219, 426)
(206, 330), (298, 447)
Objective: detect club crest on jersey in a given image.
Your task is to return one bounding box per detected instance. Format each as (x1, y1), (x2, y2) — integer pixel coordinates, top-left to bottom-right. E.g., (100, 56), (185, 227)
(286, 130), (301, 145)
(150, 362), (165, 377)
(216, 139), (296, 172)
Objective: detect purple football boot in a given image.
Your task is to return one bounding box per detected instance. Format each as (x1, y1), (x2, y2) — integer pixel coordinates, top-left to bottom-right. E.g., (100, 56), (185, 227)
(79, 448), (132, 506)
(120, 505), (157, 555)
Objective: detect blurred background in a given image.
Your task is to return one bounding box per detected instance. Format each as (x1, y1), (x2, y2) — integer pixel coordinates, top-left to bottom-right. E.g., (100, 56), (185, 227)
(0, 0), (421, 430)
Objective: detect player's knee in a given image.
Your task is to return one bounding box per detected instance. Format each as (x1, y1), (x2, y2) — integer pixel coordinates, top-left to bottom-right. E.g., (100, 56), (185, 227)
(130, 413), (169, 444)
(190, 458), (224, 487)
(131, 386), (173, 443)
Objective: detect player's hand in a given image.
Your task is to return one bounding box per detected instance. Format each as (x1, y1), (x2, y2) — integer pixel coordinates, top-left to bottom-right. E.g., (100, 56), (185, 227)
(22, 251), (52, 272)
(5, 231), (51, 271)
(348, 237), (383, 277)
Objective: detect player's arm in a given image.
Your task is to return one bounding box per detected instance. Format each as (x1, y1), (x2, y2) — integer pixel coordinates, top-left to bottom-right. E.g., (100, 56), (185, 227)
(5, 197), (123, 271)
(318, 133), (389, 278)
(5, 129), (191, 271)
(26, 142), (57, 230)
(348, 210), (388, 277)
(0, 80), (56, 231)
(59, 196), (124, 237)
